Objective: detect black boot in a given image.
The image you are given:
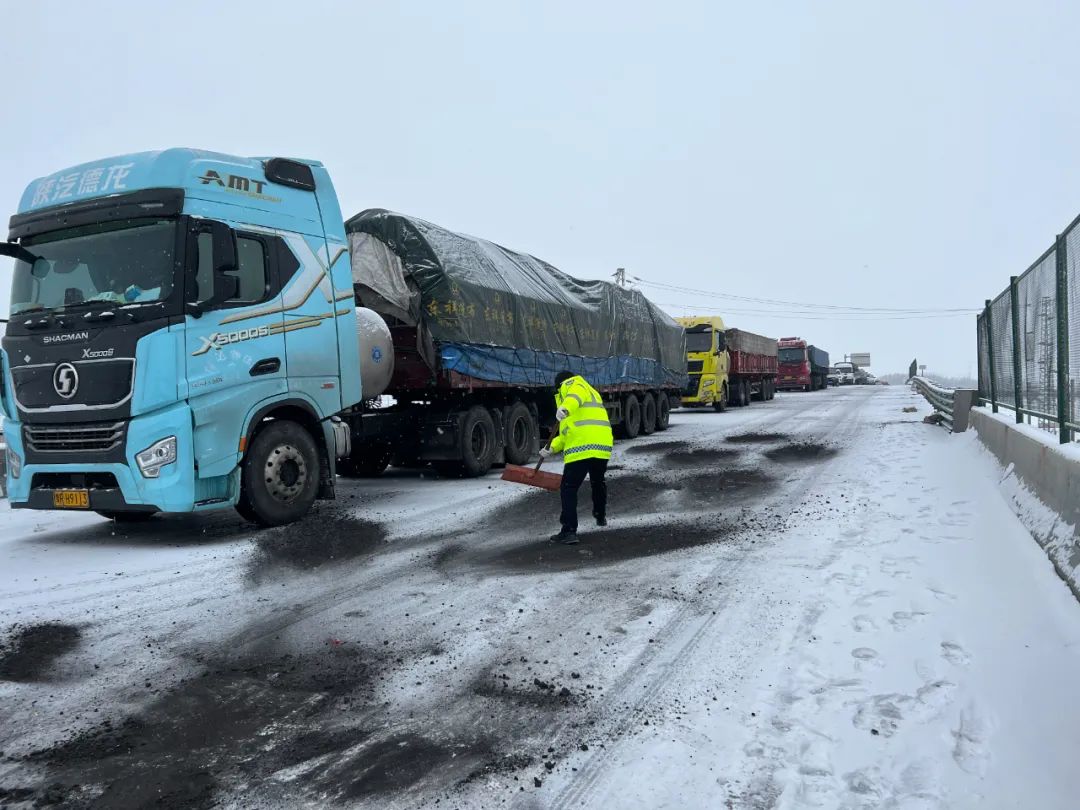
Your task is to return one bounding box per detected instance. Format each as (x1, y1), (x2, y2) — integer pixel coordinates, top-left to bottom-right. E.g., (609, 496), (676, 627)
(593, 512), (607, 527)
(549, 530), (579, 545)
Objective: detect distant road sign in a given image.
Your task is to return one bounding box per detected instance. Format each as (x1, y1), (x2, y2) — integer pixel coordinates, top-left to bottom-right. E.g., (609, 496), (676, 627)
(850, 353), (871, 367)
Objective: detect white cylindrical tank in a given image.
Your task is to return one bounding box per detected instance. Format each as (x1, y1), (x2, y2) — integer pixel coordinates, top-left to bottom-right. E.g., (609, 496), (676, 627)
(355, 307), (395, 399)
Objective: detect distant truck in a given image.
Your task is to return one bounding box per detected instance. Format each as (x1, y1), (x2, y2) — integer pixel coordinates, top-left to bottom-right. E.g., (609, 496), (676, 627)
(777, 337), (829, 391)
(0, 149), (686, 526)
(833, 362), (855, 385)
(676, 316), (778, 410)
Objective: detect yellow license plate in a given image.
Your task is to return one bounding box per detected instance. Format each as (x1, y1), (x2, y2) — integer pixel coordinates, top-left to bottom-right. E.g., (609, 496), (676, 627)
(53, 489), (90, 509)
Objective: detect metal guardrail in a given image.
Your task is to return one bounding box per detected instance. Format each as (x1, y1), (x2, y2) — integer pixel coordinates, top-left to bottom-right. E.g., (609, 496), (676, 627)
(912, 377), (977, 433)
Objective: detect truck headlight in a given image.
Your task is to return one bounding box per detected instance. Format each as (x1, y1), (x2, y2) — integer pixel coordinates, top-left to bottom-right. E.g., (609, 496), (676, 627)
(136, 436), (177, 479)
(6, 447), (21, 479)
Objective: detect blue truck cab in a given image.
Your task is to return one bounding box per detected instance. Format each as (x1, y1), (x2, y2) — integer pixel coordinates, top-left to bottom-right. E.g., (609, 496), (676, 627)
(0, 149), (363, 525)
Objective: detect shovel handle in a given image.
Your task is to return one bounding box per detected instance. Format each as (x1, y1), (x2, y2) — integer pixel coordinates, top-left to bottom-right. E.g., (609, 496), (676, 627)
(534, 422), (560, 472)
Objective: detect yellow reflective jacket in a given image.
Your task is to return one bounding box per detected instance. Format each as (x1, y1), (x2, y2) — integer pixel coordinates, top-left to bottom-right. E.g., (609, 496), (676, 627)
(550, 376), (613, 463)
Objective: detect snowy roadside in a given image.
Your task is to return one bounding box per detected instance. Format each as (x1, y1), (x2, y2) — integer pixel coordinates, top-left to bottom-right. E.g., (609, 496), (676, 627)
(539, 386), (1080, 809)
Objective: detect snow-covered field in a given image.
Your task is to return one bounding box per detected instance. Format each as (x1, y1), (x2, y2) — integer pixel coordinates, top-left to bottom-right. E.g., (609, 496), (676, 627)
(1, 385), (1078, 809)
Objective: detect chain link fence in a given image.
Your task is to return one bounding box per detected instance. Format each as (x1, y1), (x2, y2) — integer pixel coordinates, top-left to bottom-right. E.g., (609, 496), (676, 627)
(977, 216), (1077, 443)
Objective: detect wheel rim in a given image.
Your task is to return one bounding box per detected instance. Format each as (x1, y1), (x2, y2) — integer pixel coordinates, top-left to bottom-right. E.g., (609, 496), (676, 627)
(511, 417), (528, 452)
(470, 421), (490, 460)
(264, 443), (308, 503)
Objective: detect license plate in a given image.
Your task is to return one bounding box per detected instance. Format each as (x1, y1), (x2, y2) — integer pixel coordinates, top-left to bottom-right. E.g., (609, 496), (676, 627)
(53, 489), (90, 509)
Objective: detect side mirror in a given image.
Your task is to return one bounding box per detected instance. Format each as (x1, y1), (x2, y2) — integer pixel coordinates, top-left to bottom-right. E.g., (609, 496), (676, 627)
(214, 273), (240, 302)
(185, 223), (239, 318)
(208, 221), (239, 306)
(211, 221), (237, 277)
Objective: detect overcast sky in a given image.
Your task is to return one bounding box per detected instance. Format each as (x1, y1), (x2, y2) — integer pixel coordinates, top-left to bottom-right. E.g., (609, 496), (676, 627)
(2, 0), (1079, 376)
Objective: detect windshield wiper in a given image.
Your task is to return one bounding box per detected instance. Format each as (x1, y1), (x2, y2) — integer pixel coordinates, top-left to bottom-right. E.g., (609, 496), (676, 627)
(54, 298), (123, 314)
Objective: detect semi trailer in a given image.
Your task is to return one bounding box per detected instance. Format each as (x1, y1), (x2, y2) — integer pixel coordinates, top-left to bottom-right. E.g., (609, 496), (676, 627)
(676, 316), (778, 410)
(0, 149), (686, 526)
(340, 209), (687, 478)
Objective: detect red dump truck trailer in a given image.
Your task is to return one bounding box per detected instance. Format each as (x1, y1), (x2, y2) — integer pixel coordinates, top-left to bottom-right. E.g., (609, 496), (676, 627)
(725, 328), (779, 406)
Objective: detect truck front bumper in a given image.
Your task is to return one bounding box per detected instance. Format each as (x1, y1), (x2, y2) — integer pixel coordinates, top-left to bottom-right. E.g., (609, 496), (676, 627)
(681, 374), (719, 406)
(5, 402), (201, 514)
(776, 375), (810, 390)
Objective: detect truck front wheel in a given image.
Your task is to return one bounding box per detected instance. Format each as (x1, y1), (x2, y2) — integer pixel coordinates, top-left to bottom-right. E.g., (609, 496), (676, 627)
(712, 383), (729, 412)
(237, 420), (320, 527)
(640, 393), (657, 435)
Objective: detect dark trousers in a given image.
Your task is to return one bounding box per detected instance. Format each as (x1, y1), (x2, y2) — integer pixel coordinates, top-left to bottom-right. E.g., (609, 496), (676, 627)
(560, 457), (608, 533)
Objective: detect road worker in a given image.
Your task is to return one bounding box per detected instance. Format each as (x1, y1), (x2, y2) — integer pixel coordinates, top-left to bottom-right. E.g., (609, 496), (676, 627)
(539, 370), (614, 544)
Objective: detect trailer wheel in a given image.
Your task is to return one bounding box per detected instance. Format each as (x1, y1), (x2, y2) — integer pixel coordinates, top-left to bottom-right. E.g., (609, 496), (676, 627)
(712, 383), (729, 412)
(640, 393), (657, 435)
(619, 394), (641, 439)
(734, 379), (748, 407)
(338, 442), (392, 477)
(766, 380), (775, 400)
(453, 405), (497, 477)
(504, 401), (536, 465)
(237, 419), (320, 527)
(655, 394), (671, 430)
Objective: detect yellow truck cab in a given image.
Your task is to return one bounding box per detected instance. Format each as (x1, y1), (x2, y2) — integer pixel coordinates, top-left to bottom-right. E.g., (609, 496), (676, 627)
(676, 316), (729, 410)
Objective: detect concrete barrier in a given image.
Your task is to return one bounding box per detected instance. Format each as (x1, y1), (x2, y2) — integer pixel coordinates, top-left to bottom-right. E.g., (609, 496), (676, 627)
(971, 407), (1080, 597)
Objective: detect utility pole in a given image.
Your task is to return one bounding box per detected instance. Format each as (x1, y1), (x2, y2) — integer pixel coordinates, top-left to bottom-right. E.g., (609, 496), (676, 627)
(614, 268), (626, 288)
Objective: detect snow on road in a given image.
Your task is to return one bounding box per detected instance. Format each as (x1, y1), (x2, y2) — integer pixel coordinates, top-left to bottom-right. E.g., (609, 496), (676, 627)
(1, 386), (1078, 809)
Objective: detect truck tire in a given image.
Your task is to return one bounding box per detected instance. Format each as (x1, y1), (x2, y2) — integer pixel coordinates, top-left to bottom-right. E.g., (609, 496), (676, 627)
(337, 442), (392, 477)
(640, 393), (657, 435)
(620, 394), (641, 439)
(713, 383), (729, 412)
(655, 394), (671, 430)
(504, 401), (537, 465)
(735, 379), (749, 407)
(437, 406), (497, 478)
(766, 380), (775, 400)
(236, 419), (320, 527)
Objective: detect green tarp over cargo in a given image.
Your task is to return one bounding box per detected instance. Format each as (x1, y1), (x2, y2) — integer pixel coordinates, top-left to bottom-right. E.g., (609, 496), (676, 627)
(345, 209), (687, 389)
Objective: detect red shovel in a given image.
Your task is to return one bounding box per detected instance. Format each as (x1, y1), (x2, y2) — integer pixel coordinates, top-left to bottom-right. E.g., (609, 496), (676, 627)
(501, 424), (562, 491)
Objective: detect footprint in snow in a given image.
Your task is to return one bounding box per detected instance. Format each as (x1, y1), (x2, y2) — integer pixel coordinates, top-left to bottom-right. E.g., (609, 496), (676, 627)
(852, 614), (878, 633)
(952, 703), (992, 776)
(851, 647), (884, 669)
(940, 641), (971, 666)
(854, 590), (892, 607)
(808, 677), (862, 696)
(843, 767), (888, 801)
(852, 681), (956, 737)
(795, 739), (839, 807)
(927, 586), (957, 602)
(880, 556), (918, 578)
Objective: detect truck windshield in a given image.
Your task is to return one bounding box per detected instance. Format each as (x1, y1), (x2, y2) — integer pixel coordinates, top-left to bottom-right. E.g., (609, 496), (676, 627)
(10, 219), (178, 315)
(685, 331), (714, 353)
(778, 348), (805, 363)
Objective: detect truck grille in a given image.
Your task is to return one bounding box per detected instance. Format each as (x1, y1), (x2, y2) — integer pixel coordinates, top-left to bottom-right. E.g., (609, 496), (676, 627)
(687, 360), (704, 374)
(24, 422), (126, 454)
(683, 376), (700, 397)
